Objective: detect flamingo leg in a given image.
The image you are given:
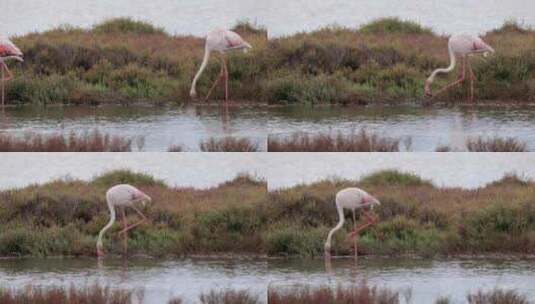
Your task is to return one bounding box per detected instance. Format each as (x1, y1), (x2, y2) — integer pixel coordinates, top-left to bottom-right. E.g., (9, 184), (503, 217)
(204, 60), (225, 102)
(347, 210), (378, 239)
(352, 209), (357, 257)
(118, 205), (147, 235)
(467, 59), (476, 103)
(223, 56), (229, 103)
(120, 207), (128, 256)
(432, 57), (466, 99)
(1, 62), (14, 111)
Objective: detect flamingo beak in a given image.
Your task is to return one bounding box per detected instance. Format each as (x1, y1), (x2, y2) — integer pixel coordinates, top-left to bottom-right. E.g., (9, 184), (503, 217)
(424, 81), (432, 97)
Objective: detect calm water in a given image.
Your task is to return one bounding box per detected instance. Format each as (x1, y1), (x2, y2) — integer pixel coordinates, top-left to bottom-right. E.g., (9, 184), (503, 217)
(268, 105), (535, 151)
(0, 104), (267, 151)
(2, 0), (535, 37)
(1, 257), (534, 303)
(269, 257), (535, 303)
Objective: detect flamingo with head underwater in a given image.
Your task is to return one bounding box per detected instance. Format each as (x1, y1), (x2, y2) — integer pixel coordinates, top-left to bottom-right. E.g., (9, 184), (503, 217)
(324, 187), (380, 258)
(425, 34), (494, 103)
(0, 36), (23, 109)
(97, 184), (152, 257)
(190, 28), (252, 103)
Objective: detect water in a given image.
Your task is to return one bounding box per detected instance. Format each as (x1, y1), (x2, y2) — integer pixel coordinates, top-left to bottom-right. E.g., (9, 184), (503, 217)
(269, 257), (535, 303)
(0, 257), (269, 304)
(2, 0), (535, 38)
(1, 257), (534, 303)
(267, 105), (535, 152)
(0, 104), (267, 152)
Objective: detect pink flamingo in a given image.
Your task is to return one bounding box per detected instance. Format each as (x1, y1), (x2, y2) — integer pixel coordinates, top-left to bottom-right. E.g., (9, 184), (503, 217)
(190, 29), (252, 103)
(425, 34), (494, 102)
(324, 187), (380, 258)
(0, 36), (23, 109)
(97, 184), (151, 257)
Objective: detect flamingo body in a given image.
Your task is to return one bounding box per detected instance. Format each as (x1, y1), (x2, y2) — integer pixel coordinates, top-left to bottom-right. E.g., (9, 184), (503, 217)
(190, 29), (252, 101)
(324, 187), (380, 255)
(0, 36), (23, 60)
(96, 184), (151, 257)
(425, 34), (494, 101)
(0, 36), (23, 108)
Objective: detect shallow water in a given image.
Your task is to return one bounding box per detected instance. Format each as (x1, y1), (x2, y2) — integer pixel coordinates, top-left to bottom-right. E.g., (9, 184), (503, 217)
(269, 257), (535, 303)
(1, 257), (534, 303)
(268, 105), (535, 151)
(0, 104), (267, 151)
(2, 0), (535, 37)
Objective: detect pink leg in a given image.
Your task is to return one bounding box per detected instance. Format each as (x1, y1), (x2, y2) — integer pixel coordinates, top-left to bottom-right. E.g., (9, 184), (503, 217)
(118, 205), (147, 235)
(204, 62), (225, 102)
(347, 210), (378, 239)
(467, 59), (476, 103)
(433, 57), (466, 99)
(223, 57), (229, 103)
(352, 209), (357, 257)
(121, 207), (128, 256)
(1, 62), (14, 110)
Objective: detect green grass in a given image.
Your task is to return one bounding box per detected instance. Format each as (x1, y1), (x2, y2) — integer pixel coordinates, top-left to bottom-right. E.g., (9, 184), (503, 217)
(3, 18), (535, 105)
(1, 170), (535, 258)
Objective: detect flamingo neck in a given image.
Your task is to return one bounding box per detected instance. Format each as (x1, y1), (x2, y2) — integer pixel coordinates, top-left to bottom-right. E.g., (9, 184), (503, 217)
(190, 47), (211, 97)
(97, 201), (116, 250)
(325, 204), (345, 252)
(427, 43), (457, 85)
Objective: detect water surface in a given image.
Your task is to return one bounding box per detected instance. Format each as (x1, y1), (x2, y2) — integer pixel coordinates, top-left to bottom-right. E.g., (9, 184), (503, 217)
(0, 104), (267, 151)
(268, 105), (535, 151)
(1, 257), (534, 303)
(269, 257), (535, 303)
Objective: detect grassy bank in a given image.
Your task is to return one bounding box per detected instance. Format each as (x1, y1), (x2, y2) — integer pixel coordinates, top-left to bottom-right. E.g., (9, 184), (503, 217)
(4, 18), (535, 105)
(1, 284), (527, 304)
(1, 170), (535, 258)
(268, 129), (402, 152)
(268, 284), (529, 304)
(0, 129), (135, 152)
(267, 171), (535, 257)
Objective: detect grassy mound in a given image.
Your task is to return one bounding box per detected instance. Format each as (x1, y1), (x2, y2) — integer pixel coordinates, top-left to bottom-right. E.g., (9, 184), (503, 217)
(3, 18), (535, 105)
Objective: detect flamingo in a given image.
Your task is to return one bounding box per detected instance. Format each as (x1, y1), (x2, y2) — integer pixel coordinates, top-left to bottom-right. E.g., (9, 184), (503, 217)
(190, 28), (252, 103)
(425, 34), (494, 103)
(0, 36), (23, 109)
(324, 187), (380, 258)
(96, 184), (151, 257)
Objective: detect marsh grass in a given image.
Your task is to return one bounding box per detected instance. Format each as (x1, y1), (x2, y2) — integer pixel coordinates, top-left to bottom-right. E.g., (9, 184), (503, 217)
(0, 284), (133, 304)
(5, 18), (535, 105)
(200, 137), (260, 152)
(466, 136), (527, 152)
(467, 289), (529, 304)
(268, 129), (400, 152)
(1, 169), (535, 258)
(268, 283), (400, 304)
(199, 289), (260, 304)
(0, 129), (133, 152)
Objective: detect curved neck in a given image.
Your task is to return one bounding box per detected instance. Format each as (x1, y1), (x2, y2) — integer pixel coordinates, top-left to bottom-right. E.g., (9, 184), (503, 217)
(427, 43), (456, 85)
(325, 204), (345, 250)
(97, 201), (116, 249)
(190, 47), (211, 96)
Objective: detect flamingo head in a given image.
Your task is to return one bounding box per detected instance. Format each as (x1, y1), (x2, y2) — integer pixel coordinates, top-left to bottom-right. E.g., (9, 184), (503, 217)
(189, 89), (198, 99)
(424, 79), (433, 97)
(141, 194), (152, 206)
(369, 196), (381, 210)
(242, 42), (252, 54)
(96, 241), (104, 257)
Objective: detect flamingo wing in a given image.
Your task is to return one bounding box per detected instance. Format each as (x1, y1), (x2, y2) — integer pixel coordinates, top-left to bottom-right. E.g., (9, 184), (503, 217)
(0, 37), (23, 58)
